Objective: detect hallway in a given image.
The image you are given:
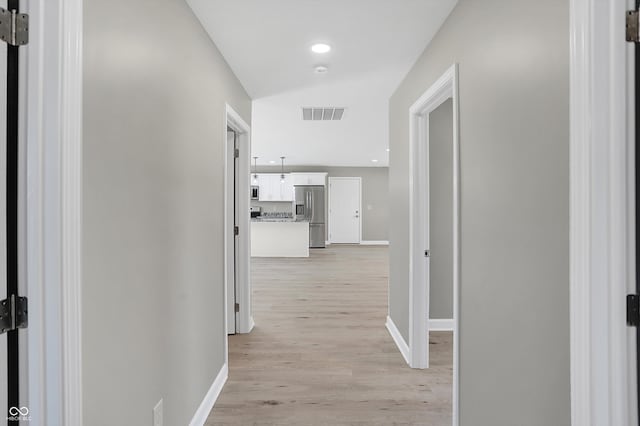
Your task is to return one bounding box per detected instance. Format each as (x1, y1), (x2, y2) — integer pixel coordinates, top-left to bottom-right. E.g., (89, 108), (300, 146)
(207, 246), (452, 425)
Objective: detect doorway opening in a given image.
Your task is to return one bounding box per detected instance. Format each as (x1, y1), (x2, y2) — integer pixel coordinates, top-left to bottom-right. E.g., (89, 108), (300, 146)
(216, 144), (398, 422)
(427, 98), (455, 331)
(407, 64), (460, 425)
(223, 104), (253, 344)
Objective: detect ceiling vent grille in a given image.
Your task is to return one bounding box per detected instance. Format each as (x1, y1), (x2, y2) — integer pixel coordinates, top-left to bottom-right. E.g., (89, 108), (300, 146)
(302, 107), (345, 121)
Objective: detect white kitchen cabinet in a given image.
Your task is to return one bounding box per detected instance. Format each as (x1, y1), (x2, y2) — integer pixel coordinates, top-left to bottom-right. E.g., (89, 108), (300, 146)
(255, 173), (294, 201)
(279, 174), (294, 201)
(254, 174), (266, 200)
(290, 173), (327, 186)
(257, 174), (276, 201)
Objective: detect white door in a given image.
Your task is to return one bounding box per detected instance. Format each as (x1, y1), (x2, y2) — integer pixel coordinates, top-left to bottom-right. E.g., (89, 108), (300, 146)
(328, 177), (361, 243)
(226, 129), (238, 334)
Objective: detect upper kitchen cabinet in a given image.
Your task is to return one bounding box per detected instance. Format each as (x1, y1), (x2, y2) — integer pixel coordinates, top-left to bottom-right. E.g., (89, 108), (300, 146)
(257, 174), (275, 201)
(255, 173), (293, 201)
(290, 173), (327, 186)
(279, 174), (294, 201)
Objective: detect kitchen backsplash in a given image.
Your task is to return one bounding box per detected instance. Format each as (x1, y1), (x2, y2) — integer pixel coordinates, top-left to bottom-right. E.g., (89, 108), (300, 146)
(260, 212), (293, 218)
(251, 201), (293, 213)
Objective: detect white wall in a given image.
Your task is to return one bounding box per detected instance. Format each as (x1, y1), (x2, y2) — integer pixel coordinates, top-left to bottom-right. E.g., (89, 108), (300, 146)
(83, 0), (251, 424)
(252, 76), (391, 167)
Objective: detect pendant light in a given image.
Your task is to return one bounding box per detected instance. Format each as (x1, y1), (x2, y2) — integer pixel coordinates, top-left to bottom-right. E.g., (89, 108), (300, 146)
(252, 157), (258, 184)
(280, 156), (286, 183)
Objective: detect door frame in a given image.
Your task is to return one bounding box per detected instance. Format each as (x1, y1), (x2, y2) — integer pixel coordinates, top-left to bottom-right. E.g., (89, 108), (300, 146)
(25, 0), (84, 423)
(569, 0), (637, 424)
(328, 177), (362, 244)
(30, 0), (637, 425)
(223, 104), (253, 349)
(407, 64), (460, 425)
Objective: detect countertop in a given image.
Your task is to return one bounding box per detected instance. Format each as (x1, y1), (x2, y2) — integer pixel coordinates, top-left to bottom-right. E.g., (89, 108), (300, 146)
(251, 217), (309, 223)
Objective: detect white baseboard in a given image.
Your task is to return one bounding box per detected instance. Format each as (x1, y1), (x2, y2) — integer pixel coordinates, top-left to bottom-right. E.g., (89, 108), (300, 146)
(360, 240), (389, 246)
(428, 318), (454, 331)
(189, 363), (228, 426)
(386, 316), (411, 366)
(325, 240), (330, 246)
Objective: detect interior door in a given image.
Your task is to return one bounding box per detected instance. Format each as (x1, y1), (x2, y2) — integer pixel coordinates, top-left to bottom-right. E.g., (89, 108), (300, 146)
(2, 0), (27, 423)
(635, 4), (640, 419)
(0, 0), (7, 422)
(328, 178), (360, 243)
(226, 129), (238, 334)
(233, 131), (240, 334)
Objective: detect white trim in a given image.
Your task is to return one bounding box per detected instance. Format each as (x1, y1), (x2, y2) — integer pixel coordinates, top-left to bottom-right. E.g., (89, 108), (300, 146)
(224, 104), (253, 341)
(328, 177), (362, 244)
(385, 316), (411, 365)
(325, 240), (331, 246)
(569, 1), (592, 422)
(408, 64), (460, 426)
(360, 240), (389, 246)
(428, 319), (454, 331)
(570, 0), (635, 425)
(26, 0), (83, 423)
(60, 1), (84, 423)
(189, 363), (228, 426)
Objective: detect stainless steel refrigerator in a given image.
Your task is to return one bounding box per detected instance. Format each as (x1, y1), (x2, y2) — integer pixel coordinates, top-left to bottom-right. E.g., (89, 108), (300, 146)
(293, 185), (325, 248)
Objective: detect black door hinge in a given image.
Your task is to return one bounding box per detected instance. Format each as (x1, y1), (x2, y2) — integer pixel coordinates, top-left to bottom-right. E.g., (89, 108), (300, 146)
(0, 295), (27, 334)
(628, 10), (640, 42)
(234, 226), (239, 236)
(234, 148), (240, 158)
(235, 303), (240, 313)
(628, 295), (640, 326)
(0, 8), (28, 46)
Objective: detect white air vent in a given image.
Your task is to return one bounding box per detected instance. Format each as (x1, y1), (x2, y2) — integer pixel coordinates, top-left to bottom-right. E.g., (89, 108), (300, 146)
(302, 107), (346, 121)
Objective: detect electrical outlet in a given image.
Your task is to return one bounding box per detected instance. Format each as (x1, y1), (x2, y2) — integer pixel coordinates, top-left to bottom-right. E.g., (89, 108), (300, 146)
(153, 399), (163, 426)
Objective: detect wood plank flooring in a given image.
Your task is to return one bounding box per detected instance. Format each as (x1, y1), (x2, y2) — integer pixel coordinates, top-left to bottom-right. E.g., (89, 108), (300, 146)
(206, 245), (452, 426)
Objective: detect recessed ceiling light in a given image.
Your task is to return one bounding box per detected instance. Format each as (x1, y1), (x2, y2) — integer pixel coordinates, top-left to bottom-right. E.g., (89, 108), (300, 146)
(314, 65), (329, 74)
(269, 160), (276, 164)
(311, 43), (331, 54)
(371, 159), (379, 163)
(386, 148), (390, 152)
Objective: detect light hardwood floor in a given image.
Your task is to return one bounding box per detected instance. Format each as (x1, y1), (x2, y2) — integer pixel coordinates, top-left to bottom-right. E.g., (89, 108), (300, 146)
(207, 245), (452, 426)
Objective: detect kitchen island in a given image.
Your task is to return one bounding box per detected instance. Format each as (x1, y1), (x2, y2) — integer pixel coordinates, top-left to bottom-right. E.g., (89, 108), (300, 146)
(251, 218), (309, 257)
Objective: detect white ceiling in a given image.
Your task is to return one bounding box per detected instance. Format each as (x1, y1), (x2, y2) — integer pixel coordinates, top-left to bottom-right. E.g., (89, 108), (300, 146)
(187, 0), (458, 167)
